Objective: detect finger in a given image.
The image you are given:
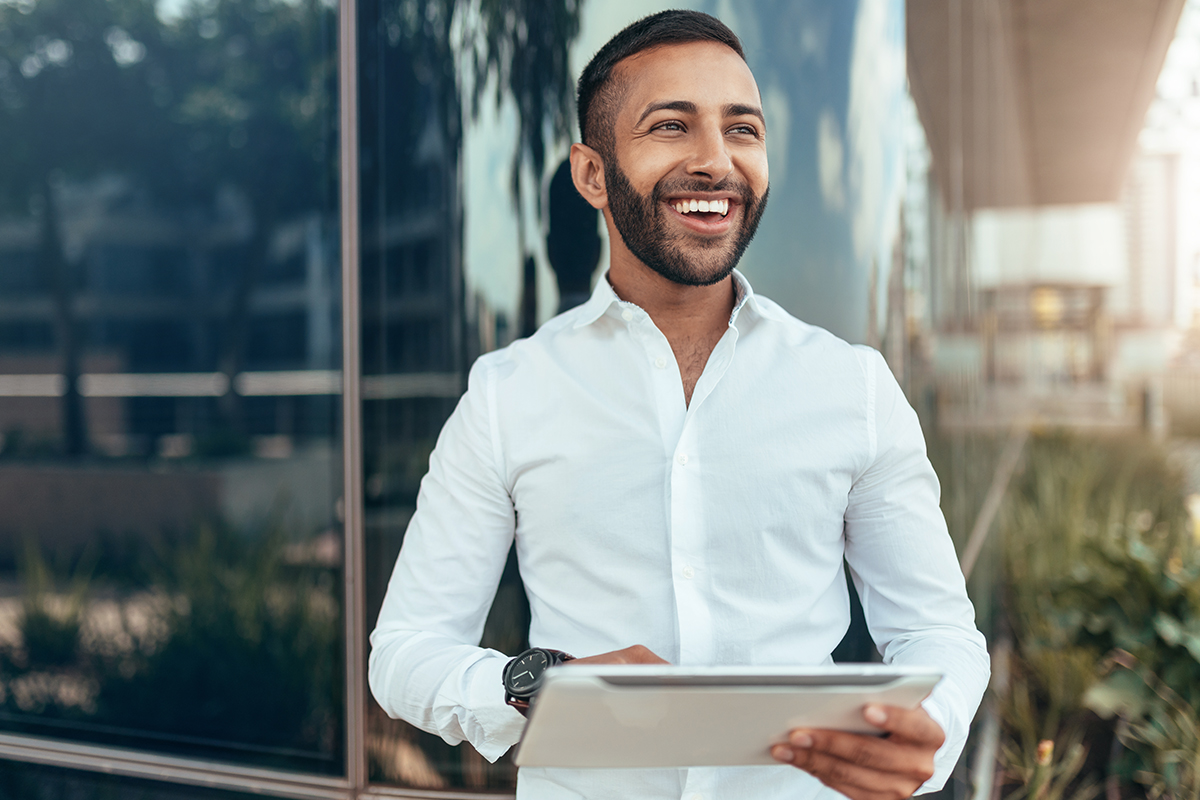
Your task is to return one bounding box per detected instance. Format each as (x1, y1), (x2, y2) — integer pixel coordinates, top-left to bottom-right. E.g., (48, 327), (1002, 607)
(569, 645), (669, 665)
(862, 705), (945, 748)
(618, 644), (669, 664)
(784, 729), (935, 781)
(770, 745), (922, 798)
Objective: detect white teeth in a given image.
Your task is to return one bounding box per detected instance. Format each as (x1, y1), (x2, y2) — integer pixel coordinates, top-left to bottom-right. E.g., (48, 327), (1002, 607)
(674, 199), (730, 215)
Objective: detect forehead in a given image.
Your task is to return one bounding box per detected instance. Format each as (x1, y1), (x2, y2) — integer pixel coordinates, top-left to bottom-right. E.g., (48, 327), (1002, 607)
(614, 41), (761, 122)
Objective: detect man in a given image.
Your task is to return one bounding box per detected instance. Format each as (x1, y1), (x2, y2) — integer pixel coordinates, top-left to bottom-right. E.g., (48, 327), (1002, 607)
(370, 10), (989, 800)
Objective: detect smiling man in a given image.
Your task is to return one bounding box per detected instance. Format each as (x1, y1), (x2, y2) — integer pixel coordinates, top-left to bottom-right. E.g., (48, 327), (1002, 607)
(369, 10), (989, 800)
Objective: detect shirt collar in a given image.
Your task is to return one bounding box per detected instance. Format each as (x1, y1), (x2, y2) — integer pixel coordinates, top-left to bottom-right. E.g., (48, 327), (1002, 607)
(572, 268), (778, 330)
(571, 272), (621, 329)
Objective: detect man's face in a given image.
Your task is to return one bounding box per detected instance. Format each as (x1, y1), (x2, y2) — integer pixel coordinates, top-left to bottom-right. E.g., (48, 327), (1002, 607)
(603, 40), (770, 287)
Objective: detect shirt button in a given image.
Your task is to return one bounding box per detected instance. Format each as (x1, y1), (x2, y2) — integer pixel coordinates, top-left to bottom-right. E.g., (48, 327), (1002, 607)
(621, 309), (634, 322)
(676, 453), (688, 466)
(682, 566), (695, 579)
(654, 357), (666, 369)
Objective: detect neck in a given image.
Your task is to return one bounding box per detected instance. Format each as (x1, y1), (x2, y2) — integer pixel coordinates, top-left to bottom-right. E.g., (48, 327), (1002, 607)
(606, 256), (736, 342)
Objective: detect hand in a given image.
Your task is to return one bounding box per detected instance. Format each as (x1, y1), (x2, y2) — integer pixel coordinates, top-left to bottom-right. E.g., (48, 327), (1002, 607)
(568, 644), (669, 665)
(770, 704), (944, 800)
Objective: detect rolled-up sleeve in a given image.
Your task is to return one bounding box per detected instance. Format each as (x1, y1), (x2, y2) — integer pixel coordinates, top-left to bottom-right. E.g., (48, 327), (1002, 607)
(844, 348), (991, 793)
(368, 356), (526, 761)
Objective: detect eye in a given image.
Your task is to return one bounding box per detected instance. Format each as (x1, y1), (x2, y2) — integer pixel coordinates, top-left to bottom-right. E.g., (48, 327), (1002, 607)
(653, 120), (686, 132)
(728, 123), (761, 138)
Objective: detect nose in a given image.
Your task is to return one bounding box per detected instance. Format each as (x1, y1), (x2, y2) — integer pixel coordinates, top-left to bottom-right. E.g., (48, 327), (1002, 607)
(686, 125), (733, 182)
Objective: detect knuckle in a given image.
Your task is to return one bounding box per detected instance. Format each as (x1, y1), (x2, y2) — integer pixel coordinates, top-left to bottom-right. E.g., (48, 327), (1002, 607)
(822, 756), (850, 783)
(846, 739), (872, 765)
(794, 730), (820, 750)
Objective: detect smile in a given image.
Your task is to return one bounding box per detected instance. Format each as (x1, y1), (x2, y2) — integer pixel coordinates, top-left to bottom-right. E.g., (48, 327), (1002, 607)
(671, 198), (730, 216)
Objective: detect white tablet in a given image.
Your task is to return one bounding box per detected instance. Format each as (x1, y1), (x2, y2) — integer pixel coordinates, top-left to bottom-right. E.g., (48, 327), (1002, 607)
(513, 664), (942, 769)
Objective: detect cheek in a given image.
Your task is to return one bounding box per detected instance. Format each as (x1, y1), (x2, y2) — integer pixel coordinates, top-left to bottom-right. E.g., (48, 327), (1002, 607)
(617, 148), (671, 192)
(745, 153), (769, 194)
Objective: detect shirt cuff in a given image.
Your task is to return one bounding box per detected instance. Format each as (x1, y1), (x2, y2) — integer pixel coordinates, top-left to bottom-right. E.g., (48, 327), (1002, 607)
(915, 694), (955, 794)
(463, 651), (528, 762)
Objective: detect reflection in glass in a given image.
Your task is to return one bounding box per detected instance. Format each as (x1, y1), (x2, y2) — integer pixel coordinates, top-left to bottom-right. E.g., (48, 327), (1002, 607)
(0, 0), (343, 774)
(359, 0), (583, 788)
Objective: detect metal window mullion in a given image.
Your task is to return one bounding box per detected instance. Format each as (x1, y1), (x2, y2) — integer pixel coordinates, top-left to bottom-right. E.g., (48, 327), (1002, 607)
(359, 788), (515, 800)
(337, 0), (367, 792)
(0, 732), (352, 800)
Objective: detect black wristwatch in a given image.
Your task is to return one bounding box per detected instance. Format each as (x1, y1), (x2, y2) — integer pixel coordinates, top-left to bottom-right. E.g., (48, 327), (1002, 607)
(502, 647), (575, 716)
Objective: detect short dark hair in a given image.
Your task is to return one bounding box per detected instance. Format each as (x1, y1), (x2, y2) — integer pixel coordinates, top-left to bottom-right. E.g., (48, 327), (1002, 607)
(576, 10), (746, 159)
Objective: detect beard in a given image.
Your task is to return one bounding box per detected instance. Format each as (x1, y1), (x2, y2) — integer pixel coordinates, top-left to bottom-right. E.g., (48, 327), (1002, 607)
(604, 159), (769, 287)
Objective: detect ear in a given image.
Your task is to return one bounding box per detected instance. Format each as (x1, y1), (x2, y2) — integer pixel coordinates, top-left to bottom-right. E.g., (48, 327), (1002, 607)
(570, 142), (608, 211)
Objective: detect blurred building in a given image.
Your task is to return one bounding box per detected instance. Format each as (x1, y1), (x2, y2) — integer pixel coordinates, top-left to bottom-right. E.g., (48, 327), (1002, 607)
(906, 0), (1193, 433)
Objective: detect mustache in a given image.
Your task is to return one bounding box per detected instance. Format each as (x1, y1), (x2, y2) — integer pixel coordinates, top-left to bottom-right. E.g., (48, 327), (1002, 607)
(651, 175), (759, 204)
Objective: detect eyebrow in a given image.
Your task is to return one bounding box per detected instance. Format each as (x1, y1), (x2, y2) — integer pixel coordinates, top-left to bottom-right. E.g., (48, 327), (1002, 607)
(636, 100), (766, 127)
(724, 103), (766, 126)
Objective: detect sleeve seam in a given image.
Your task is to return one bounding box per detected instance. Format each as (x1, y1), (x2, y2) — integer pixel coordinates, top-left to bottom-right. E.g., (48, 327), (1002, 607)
(866, 351), (877, 464)
(482, 359), (509, 494)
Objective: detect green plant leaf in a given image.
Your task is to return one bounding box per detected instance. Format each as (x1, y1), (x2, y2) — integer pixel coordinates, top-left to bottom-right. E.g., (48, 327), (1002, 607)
(1154, 613), (1185, 647)
(1084, 670), (1149, 719)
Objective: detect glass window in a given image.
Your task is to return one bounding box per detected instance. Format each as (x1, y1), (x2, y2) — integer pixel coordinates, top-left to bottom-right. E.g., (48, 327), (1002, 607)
(0, 760), (273, 800)
(0, 0), (343, 775)
(360, 0), (907, 790)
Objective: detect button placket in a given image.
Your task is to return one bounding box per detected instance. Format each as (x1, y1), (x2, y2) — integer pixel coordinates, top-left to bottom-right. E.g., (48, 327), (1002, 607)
(684, 327), (739, 417)
(669, 422), (713, 664)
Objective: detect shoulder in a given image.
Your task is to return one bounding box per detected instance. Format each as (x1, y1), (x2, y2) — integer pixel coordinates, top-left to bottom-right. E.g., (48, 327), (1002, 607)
(749, 294), (878, 380)
(466, 303), (595, 387)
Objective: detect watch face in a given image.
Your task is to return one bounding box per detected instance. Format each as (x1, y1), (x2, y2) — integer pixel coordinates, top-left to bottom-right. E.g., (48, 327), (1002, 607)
(507, 650), (551, 695)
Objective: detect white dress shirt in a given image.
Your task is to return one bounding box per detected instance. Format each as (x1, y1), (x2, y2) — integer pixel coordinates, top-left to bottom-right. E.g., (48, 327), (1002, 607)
(369, 270), (990, 800)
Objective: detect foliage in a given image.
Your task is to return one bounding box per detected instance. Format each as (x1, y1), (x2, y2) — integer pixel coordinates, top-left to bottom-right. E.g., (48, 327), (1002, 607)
(999, 660), (1102, 800)
(1105, 651), (1200, 800)
(0, 0), (338, 446)
(1, 523), (342, 771)
(465, 0), (582, 202)
(992, 433), (1200, 798)
(13, 540), (93, 670)
(92, 522), (342, 761)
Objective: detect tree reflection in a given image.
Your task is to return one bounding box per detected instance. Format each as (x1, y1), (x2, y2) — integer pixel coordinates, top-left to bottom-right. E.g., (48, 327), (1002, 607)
(0, 0), (337, 452)
(360, 0), (583, 788)
(0, 0), (343, 773)
(1, 524), (341, 771)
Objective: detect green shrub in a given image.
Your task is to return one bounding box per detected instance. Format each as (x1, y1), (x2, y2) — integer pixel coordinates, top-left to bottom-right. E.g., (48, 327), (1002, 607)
(994, 433), (1200, 798)
(1, 522), (342, 772)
